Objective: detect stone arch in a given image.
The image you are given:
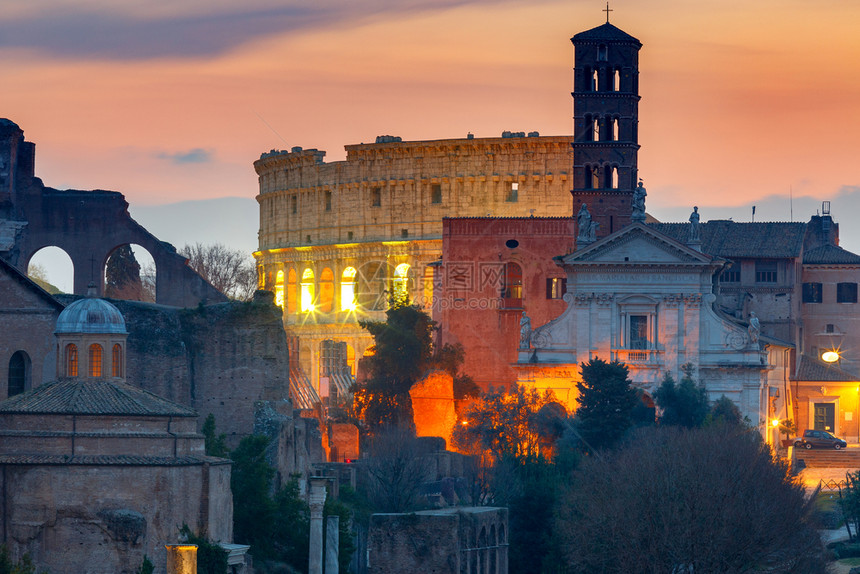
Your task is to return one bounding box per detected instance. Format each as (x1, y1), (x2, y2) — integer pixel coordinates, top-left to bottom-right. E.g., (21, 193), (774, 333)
(319, 267), (334, 313)
(111, 343), (123, 378)
(392, 263), (410, 301)
(341, 267), (357, 311)
(103, 243), (156, 302)
(300, 268), (315, 312)
(27, 246), (73, 294)
(8, 350), (30, 397)
(88, 343), (104, 378)
(287, 268), (297, 314)
(65, 343), (79, 377)
(274, 269), (285, 309)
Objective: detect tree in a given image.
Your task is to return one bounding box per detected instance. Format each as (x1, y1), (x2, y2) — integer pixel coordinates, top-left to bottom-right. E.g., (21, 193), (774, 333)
(452, 384), (560, 461)
(181, 242), (257, 300)
(0, 545), (38, 574)
(362, 427), (430, 513)
(230, 435), (276, 556)
(653, 363), (709, 428)
(105, 244), (146, 301)
(27, 263), (62, 294)
(355, 296), (474, 434)
(201, 414), (228, 457)
(554, 425), (827, 574)
(573, 358), (638, 450)
(707, 395), (745, 427)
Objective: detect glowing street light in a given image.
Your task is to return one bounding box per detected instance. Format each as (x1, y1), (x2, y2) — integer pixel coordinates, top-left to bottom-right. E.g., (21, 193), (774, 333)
(822, 350), (840, 363)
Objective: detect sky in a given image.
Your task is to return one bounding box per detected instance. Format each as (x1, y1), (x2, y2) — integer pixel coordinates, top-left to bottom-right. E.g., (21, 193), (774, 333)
(5, 0), (860, 287)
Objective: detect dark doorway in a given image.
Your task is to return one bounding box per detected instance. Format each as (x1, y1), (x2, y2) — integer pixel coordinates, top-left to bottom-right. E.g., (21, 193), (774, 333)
(814, 403), (836, 433)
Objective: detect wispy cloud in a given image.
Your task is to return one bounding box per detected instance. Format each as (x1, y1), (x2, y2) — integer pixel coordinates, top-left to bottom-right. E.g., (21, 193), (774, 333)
(0, 0), (514, 61)
(156, 148), (213, 164)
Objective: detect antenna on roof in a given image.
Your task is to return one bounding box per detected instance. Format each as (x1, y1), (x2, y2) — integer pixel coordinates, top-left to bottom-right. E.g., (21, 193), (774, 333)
(751, 205), (756, 222)
(789, 185), (794, 222)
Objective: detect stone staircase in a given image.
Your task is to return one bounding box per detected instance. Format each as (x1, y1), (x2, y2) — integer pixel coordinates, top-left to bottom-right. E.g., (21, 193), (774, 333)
(794, 448), (860, 469)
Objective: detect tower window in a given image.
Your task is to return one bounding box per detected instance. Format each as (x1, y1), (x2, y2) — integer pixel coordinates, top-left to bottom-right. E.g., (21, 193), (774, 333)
(613, 68), (620, 91)
(802, 282), (822, 303)
(324, 190), (332, 212)
(837, 282), (858, 303)
(89, 344), (103, 378)
(597, 44), (608, 62)
(610, 117), (619, 141)
(585, 165), (599, 190)
(604, 165), (619, 189)
(591, 69), (598, 92)
(371, 187), (381, 207)
(506, 182), (519, 202)
(291, 195), (297, 214)
(591, 117), (600, 142)
(401, 228), (408, 238)
(431, 184), (442, 204)
(546, 277), (567, 299)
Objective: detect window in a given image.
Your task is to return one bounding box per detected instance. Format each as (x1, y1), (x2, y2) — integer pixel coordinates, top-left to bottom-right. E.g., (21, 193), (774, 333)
(431, 184), (442, 204)
(319, 268), (334, 313)
(291, 195), (297, 214)
(324, 190), (332, 212)
(112, 344), (123, 378)
(802, 282), (823, 303)
(347, 231), (354, 241)
(597, 44), (608, 62)
(506, 182), (519, 203)
(423, 266), (434, 309)
(585, 166), (599, 189)
(371, 187), (381, 207)
(546, 277), (567, 299)
(274, 270), (285, 308)
(613, 68), (620, 91)
(837, 282), (858, 303)
(502, 262), (523, 305)
(66, 343), (78, 377)
(629, 315), (649, 350)
(610, 117), (619, 141)
(89, 344), (103, 378)
(287, 269), (297, 314)
(721, 268), (740, 283)
(401, 229), (408, 238)
(300, 268), (315, 312)
(341, 267), (357, 311)
(392, 263), (410, 301)
(8, 351), (29, 397)
(755, 261), (777, 283)
(591, 117), (600, 141)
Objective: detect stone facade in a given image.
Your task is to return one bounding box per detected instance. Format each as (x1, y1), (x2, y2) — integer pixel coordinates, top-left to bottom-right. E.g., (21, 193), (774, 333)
(0, 258), (62, 398)
(368, 507), (508, 574)
(254, 135), (575, 394)
(0, 118), (225, 307)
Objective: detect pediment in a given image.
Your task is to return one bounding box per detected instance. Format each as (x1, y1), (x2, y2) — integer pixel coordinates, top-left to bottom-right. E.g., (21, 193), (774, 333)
(561, 223), (714, 266)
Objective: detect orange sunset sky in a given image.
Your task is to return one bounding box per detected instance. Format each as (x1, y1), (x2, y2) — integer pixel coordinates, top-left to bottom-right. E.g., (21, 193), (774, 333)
(4, 0), (860, 254)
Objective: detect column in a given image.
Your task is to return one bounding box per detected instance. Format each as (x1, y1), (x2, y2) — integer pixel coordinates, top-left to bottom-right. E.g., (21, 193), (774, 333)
(325, 515), (340, 574)
(308, 477), (328, 574)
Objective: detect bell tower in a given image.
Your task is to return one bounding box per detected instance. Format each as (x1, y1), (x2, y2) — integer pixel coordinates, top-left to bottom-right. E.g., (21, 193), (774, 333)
(571, 14), (641, 239)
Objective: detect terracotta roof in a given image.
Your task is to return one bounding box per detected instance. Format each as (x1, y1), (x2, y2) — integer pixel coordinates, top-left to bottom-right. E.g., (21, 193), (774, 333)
(0, 454), (229, 466)
(0, 379), (197, 417)
(792, 354), (859, 382)
(571, 22), (641, 45)
(803, 244), (860, 265)
(649, 221), (807, 259)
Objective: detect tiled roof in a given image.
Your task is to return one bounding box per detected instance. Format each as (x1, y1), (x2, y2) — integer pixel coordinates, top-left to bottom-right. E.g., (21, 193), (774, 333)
(803, 244), (860, 264)
(0, 454), (229, 466)
(571, 23), (641, 44)
(792, 354), (859, 382)
(55, 296), (127, 334)
(649, 221), (807, 259)
(0, 257), (65, 311)
(0, 379), (197, 417)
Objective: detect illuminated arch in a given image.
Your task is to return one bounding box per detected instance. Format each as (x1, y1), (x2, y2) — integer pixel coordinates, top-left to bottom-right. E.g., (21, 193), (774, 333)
(319, 268), (334, 313)
(112, 343), (123, 378)
(301, 268), (315, 312)
(287, 269), (297, 314)
(341, 267), (357, 311)
(89, 344), (103, 378)
(274, 270), (285, 309)
(66, 344), (78, 377)
(393, 263), (410, 301)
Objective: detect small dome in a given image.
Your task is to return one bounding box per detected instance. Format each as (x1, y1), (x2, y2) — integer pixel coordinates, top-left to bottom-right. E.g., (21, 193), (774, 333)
(55, 297), (128, 335)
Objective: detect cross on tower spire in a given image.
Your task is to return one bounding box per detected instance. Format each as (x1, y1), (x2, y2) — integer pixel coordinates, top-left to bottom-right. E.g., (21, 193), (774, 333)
(604, 2), (613, 23)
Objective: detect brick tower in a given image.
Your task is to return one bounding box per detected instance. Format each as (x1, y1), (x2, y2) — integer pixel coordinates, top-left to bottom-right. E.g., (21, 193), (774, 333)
(571, 16), (642, 239)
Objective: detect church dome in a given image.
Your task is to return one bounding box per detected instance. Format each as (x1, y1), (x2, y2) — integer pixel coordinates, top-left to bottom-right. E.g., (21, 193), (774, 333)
(55, 296), (128, 335)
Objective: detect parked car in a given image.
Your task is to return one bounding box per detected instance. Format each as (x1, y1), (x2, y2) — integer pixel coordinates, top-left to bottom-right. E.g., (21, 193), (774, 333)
(794, 429), (847, 450)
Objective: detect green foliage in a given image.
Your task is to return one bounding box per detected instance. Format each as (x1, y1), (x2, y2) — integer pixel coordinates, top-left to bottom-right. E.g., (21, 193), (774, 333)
(452, 384), (560, 460)
(105, 244), (143, 300)
(270, 477), (310, 568)
(706, 395), (744, 427)
(201, 414), (229, 457)
(135, 556), (154, 574)
(178, 525), (228, 574)
(574, 358), (638, 450)
(231, 435), (277, 556)
(0, 545), (40, 574)
(653, 364), (709, 428)
(356, 299), (474, 434)
(842, 471), (860, 542)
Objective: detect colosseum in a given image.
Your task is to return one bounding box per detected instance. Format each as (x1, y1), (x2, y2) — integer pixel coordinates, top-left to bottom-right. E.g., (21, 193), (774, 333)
(254, 133), (575, 398)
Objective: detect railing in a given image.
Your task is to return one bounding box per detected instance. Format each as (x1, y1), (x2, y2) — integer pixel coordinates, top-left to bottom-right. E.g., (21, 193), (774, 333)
(289, 366), (320, 410)
(613, 349), (660, 364)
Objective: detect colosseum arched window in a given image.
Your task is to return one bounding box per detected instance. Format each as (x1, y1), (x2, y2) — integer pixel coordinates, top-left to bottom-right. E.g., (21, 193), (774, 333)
(393, 263), (410, 301)
(301, 268), (316, 312)
(319, 268), (334, 313)
(341, 267), (357, 311)
(287, 269), (297, 314)
(274, 270), (285, 308)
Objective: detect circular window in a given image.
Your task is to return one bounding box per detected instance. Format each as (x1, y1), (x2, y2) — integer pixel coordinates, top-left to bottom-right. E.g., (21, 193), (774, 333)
(505, 239), (519, 249)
